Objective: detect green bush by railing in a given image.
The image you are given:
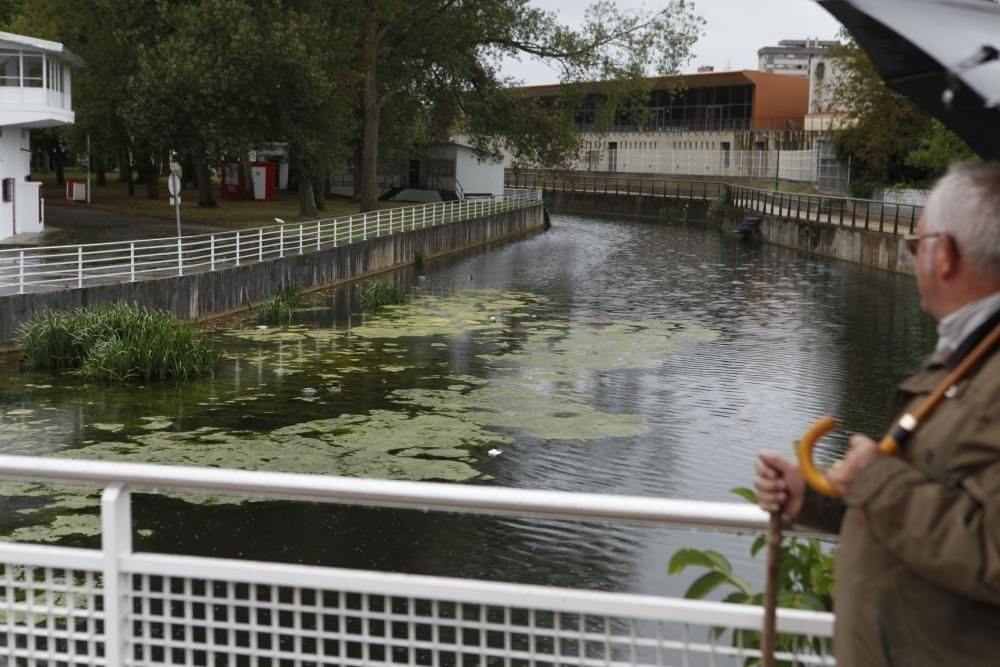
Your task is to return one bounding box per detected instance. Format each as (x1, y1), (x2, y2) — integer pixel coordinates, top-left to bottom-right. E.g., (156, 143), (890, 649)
(254, 285), (303, 325)
(16, 304), (220, 382)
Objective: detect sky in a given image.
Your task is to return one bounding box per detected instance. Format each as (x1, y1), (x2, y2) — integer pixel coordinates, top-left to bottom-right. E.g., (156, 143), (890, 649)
(499, 0), (844, 85)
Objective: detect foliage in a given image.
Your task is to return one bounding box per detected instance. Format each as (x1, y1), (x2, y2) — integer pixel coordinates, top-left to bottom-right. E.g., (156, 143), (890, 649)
(254, 286), (303, 326)
(827, 29), (973, 190)
(358, 281), (409, 309)
(16, 304), (219, 382)
(414, 250), (425, 273)
(668, 487), (835, 665)
(707, 188), (728, 224)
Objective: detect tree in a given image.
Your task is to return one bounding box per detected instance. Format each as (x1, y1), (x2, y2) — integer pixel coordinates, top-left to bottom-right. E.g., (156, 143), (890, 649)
(827, 30), (973, 195)
(352, 0), (702, 211)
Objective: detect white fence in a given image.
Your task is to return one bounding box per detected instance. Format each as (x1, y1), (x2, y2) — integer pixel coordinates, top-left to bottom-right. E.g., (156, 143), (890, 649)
(0, 190), (543, 296)
(0, 456), (835, 666)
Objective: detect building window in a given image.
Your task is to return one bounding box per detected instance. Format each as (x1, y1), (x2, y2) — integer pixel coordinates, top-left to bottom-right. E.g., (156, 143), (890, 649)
(0, 50), (19, 87)
(23, 54), (43, 87)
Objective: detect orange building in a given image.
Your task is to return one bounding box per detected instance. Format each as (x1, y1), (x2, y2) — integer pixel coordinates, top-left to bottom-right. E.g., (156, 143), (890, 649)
(517, 70), (809, 134)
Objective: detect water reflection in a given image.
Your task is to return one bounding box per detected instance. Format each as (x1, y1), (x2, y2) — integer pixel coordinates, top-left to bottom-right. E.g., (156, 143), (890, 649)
(0, 213), (935, 597)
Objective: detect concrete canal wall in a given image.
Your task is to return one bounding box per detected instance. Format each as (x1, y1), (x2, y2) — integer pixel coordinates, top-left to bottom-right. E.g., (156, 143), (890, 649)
(544, 189), (915, 276)
(0, 205), (544, 349)
(754, 214), (915, 275)
(542, 190), (711, 222)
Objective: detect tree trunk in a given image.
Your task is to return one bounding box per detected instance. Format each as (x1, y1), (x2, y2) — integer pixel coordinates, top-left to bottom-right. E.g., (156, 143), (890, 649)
(359, 10), (380, 212)
(140, 155), (160, 199)
(122, 149), (135, 196)
(53, 150), (65, 187)
(241, 152), (255, 200)
(181, 153), (197, 189)
(195, 158), (217, 207)
(313, 169), (327, 211)
(298, 161), (317, 217)
(95, 156), (107, 186)
(352, 139), (363, 202)
(160, 150), (172, 176)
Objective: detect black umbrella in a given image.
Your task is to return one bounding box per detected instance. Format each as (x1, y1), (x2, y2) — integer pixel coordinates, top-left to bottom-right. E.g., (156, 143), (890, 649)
(818, 0), (1000, 159)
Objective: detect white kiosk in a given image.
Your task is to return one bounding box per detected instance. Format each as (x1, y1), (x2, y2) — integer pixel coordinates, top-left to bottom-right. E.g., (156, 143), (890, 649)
(0, 31), (82, 241)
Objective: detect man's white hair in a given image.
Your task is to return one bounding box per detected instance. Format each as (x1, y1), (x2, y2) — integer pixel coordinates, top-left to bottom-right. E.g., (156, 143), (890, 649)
(923, 162), (1000, 279)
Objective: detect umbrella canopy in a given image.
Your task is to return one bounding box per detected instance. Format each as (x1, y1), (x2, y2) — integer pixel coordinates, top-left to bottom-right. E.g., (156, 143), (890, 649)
(818, 0), (1000, 159)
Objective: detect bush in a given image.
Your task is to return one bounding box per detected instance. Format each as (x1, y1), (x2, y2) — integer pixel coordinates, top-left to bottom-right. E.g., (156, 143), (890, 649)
(16, 304), (220, 382)
(254, 285), (302, 325)
(358, 281), (408, 309)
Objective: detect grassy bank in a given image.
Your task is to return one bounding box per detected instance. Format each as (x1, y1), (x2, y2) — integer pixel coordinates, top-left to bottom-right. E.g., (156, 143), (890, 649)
(33, 168), (408, 230)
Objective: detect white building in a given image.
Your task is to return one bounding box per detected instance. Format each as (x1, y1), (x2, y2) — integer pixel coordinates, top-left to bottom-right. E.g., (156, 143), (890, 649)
(0, 31), (82, 241)
(757, 39), (838, 78)
(330, 141), (504, 203)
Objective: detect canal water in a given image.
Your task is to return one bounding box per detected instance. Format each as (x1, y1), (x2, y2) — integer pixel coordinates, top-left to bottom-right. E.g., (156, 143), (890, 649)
(0, 213), (935, 598)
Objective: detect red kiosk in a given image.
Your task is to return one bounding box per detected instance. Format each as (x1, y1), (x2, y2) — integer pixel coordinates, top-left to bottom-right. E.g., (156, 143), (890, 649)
(220, 161), (277, 201)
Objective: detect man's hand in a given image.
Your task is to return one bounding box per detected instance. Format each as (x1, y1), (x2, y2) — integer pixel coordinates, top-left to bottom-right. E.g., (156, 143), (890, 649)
(826, 434), (880, 496)
(754, 451), (806, 519)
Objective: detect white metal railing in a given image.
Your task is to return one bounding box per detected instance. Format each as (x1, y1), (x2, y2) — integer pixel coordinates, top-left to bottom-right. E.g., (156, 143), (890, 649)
(0, 455), (835, 666)
(0, 190), (542, 296)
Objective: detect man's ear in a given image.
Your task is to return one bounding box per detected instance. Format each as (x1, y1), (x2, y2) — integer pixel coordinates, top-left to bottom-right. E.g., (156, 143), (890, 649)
(937, 235), (961, 279)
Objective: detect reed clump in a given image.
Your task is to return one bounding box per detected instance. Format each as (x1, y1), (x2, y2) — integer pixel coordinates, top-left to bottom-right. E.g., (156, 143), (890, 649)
(254, 285), (302, 325)
(358, 281), (408, 309)
(16, 304), (220, 382)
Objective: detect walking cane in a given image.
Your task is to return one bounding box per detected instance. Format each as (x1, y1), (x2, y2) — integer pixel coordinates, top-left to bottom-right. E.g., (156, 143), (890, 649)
(761, 321), (1000, 667)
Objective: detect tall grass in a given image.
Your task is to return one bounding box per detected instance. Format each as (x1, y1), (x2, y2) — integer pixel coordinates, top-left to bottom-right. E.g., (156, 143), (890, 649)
(254, 285), (302, 325)
(358, 281), (408, 309)
(16, 304), (220, 382)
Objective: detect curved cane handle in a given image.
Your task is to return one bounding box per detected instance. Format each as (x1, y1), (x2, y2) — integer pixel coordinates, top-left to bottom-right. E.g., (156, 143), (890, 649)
(796, 416), (839, 497)
(797, 417), (903, 497)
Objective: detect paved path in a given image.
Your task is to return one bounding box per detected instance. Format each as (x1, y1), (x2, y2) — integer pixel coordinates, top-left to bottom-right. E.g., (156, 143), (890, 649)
(0, 203), (226, 248)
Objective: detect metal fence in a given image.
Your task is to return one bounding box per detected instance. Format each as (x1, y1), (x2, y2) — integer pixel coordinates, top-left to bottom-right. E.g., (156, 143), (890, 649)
(0, 455), (835, 666)
(0, 190), (542, 296)
(730, 185), (922, 236)
(504, 173), (726, 201)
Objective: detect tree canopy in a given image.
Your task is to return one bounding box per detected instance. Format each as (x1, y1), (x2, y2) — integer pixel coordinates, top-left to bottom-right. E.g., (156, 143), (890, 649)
(11, 0), (702, 214)
(826, 30), (973, 196)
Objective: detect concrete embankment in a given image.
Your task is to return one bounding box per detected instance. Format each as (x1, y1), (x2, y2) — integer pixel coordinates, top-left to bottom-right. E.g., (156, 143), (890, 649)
(543, 189), (915, 276)
(0, 205), (544, 349)
(756, 215), (915, 275)
(542, 190), (710, 222)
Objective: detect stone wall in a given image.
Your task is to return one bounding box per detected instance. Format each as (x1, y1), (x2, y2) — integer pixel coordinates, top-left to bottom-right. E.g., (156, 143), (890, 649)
(0, 205), (544, 349)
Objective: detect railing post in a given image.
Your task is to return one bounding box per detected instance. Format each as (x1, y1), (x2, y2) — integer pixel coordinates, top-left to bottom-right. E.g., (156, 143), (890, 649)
(892, 204), (900, 235)
(333, 220), (338, 247)
(258, 229), (264, 261)
(130, 243), (135, 282)
(18, 249), (24, 294)
(78, 246), (84, 287)
(235, 231), (241, 266)
(279, 224), (285, 258)
(210, 234), (216, 272)
(101, 484), (132, 667)
(316, 221), (321, 250)
(377, 211), (381, 237)
(177, 238), (183, 276)
(299, 223), (304, 254)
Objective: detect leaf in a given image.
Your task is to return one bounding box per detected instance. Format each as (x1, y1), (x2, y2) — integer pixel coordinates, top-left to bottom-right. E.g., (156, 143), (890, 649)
(667, 548), (732, 575)
(751, 535), (767, 557)
(684, 571), (730, 600)
(729, 487), (757, 504)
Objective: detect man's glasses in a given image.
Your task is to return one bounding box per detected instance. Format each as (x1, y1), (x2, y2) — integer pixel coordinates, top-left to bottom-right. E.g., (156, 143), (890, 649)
(904, 232), (945, 255)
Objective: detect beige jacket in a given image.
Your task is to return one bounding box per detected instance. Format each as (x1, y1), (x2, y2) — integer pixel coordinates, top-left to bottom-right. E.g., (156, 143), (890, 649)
(832, 321), (1000, 666)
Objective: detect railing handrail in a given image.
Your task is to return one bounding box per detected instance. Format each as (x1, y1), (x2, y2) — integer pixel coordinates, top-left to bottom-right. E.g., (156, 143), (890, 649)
(0, 454), (791, 533)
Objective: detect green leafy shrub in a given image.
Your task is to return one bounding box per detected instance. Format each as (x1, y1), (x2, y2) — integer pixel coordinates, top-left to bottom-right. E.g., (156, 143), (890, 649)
(707, 187), (729, 224)
(667, 487), (835, 665)
(16, 304), (220, 382)
(255, 285), (302, 325)
(414, 250), (425, 273)
(358, 281), (408, 309)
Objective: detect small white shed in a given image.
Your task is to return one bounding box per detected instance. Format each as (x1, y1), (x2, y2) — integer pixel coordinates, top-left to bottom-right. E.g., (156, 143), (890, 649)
(0, 31), (83, 241)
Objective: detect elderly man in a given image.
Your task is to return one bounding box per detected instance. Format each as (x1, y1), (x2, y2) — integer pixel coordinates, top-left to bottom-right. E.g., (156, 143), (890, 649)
(755, 161), (1000, 666)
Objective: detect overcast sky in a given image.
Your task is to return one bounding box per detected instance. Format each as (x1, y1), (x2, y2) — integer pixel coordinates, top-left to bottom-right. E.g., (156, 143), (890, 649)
(500, 0), (844, 85)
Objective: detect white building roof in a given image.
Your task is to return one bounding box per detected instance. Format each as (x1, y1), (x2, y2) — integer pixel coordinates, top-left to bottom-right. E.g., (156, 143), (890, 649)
(0, 30), (84, 68)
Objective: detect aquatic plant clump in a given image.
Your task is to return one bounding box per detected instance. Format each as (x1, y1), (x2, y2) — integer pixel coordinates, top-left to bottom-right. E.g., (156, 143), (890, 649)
(254, 285), (302, 325)
(16, 304), (220, 382)
(358, 281), (408, 309)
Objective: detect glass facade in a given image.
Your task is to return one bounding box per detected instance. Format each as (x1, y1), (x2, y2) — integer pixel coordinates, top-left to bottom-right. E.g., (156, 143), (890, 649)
(571, 84), (755, 133)
(0, 50), (19, 87)
(0, 49), (67, 89)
